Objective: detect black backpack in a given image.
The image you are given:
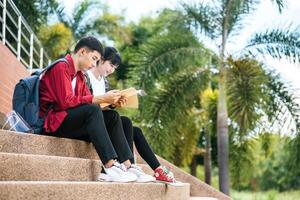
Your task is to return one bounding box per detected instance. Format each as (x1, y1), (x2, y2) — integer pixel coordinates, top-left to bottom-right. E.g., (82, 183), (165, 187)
(12, 58), (68, 134)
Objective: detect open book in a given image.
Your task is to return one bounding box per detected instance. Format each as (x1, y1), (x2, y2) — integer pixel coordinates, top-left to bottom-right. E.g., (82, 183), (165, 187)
(99, 87), (142, 109)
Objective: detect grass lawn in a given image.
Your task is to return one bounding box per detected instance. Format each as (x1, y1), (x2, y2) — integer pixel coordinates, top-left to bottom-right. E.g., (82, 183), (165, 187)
(232, 190), (300, 200)
(181, 165), (300, 200)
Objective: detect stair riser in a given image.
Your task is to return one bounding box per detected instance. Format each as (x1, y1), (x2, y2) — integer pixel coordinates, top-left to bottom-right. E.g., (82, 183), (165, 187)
(0, 130), (99, 160)
(0, 152), (154, 181)
(0, 153), (100, 181)
(0, 130), (144, 163)
(0, 182), (190, 200)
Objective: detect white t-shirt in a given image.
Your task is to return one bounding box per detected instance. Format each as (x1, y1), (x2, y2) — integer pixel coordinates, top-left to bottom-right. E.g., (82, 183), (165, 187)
(71, 76), (77, 94)
(86, 70), (106, 96)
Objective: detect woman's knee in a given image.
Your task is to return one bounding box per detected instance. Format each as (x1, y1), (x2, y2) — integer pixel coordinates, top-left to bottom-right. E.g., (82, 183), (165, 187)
(133, 126), (144, 139)
(109, 109), (120, 118)
(121, 116), (132, 127)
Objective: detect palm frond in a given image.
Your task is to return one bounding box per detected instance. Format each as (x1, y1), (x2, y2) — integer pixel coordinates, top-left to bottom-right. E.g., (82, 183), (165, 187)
(71, 0), (101, 39)
(226, 57), (266, 136)
(263, 71), (300, 134)
(261, 70), (300, 169)
(270, 0), (286, 13)
(224, 0), (259, 38)
(144, 69), (209, 157)
(258, 132), (275, 158)
(244, 27), (300, 63)
(182, 2), (221, 39)
(288, 136), (300, 170)
(201, 88), (218, 135)
(55, 4), (69, 27)
(132, 31), (211, 91)
(230, 138), (257, 189)
(171, 110), (202, 166)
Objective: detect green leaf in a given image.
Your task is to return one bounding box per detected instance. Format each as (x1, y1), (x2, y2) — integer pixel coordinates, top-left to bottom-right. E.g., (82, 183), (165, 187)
(245, 27), (300, 63)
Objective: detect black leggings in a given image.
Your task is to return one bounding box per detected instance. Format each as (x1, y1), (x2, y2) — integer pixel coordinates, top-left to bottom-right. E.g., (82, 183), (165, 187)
(49, 104), (133, 164)
(102, 110), (134, 163)
(121, 116), (160, 170)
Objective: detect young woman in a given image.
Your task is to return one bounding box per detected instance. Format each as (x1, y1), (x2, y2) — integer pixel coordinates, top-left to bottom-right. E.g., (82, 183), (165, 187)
(86, 47), (179, 184)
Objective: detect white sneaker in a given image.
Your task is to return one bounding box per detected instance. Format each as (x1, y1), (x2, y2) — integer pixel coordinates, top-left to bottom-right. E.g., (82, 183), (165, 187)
(97, 162), (137, 182)
(127, 164), (156, 183)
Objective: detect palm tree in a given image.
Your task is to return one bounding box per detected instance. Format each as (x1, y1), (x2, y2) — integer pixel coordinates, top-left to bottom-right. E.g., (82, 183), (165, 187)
(130, 10), (213, 162)
(182, 0), (300, 194)
(56, 0), (102, 40)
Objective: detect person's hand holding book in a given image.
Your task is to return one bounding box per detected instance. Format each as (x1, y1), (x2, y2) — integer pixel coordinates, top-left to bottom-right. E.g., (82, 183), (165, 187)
(112, 95), (128, 108)
(97, 87), (145, 109)
(92, 90), (121, 105)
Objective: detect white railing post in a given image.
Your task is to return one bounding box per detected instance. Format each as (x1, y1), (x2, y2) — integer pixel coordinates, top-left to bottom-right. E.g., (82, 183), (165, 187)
(29, 33), (33, 70)
(39, 48), (43, 68)
(2, 0), (7, 44)
(17, 15), (21, 60)
(1, 0), (50, 70)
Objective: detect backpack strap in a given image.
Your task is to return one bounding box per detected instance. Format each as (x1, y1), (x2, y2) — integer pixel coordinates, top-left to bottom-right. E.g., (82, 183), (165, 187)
(41, 58), (69, 74)
(31, 58), (69, 77)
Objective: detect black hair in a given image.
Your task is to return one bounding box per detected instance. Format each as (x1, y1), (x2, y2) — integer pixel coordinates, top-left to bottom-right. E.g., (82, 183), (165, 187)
(74, 36), (103, 55)
(103, 47), (121, 67)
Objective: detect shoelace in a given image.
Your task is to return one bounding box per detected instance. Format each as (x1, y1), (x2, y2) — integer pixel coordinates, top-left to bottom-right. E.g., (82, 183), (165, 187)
(130, 164), (143, 172)
(162, 166), (175, 181)
(113, 162), (127, 172)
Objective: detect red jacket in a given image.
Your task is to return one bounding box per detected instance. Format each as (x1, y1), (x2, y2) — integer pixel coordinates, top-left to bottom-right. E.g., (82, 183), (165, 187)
(39, 54), (93, 133)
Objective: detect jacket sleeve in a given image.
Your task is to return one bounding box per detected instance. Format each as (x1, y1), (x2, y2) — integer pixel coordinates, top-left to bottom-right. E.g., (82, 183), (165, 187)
(48, 63), (93, 110)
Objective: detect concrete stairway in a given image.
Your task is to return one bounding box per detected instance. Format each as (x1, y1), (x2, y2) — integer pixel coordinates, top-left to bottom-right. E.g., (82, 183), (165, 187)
(0, 38), (229, 200)
(0, 129), (230, 200)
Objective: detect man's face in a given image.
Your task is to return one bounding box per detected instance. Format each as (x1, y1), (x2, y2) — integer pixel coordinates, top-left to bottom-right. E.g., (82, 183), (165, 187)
(97, 60), (117, 77)
(78, 48), (101, 72)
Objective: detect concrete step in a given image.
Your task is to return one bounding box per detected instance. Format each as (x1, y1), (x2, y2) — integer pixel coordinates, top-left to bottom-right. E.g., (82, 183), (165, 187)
(0, 130), (231, 200)
(0, 181), (190, 200)
(0, 130), (99, 160)
(154, 157), (231, 200)
(0, 152), (155, 181)
(0, 129), (145, 163)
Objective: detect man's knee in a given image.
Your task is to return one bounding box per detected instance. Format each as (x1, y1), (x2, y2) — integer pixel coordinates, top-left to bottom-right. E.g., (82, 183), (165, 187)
(84, 104), (102, 118)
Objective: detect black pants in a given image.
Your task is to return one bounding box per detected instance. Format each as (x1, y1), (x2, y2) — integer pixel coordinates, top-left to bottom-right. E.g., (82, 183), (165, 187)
(121, 116), (160, 170)
(102, 110), (133, 163)
(49, 104), (132, 164)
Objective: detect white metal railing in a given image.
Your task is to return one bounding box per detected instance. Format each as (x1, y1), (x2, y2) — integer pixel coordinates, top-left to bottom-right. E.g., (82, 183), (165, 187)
(0, 0), (51, 70)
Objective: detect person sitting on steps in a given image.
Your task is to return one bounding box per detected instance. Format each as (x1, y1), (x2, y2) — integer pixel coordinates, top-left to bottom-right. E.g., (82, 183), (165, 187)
(86, 46), (181, 185)
(39, 36), (143, 183)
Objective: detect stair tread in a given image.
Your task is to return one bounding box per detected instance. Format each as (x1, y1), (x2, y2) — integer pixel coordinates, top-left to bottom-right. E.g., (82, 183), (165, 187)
(0, 181), (190, 200)
(0, 180), (186, 185)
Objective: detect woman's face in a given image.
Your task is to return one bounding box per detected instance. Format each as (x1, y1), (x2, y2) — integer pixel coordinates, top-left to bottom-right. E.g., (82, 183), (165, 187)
(97, 60), (117, 77)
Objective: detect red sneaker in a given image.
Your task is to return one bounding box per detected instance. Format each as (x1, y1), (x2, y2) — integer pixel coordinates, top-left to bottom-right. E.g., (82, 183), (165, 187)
(154, 166), (176, 184)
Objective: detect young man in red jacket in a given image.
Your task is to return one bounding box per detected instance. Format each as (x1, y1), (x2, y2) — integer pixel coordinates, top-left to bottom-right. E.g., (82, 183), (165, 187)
(39, 36), (137, 182)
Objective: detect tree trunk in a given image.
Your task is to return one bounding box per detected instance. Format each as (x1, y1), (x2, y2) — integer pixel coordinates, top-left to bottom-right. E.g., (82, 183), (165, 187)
(204, 130), (212, 185)
(217, 0), (232, 194)
(217, 77), (229, 195)
(190, 155), (198, 177)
